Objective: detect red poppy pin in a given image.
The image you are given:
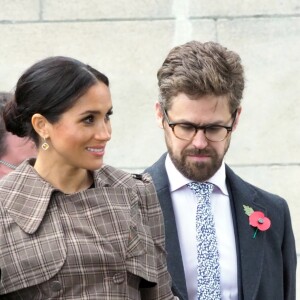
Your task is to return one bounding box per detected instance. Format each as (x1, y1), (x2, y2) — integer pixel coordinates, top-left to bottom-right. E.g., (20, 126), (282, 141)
(243, 205), (271, 238)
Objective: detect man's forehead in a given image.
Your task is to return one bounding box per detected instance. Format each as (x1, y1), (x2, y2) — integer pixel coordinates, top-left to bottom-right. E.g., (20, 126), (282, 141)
(169, 93), (231, 112)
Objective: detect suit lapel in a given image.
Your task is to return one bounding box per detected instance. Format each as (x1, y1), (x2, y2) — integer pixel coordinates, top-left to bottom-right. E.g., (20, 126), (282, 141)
(226, 166), (266, 300)
(145, 153), (188, 300)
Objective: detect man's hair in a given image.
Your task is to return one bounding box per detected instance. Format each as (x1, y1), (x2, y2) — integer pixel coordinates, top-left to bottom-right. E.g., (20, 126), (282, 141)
(0, 92), (13, 157)
(157, 41), (245, 113)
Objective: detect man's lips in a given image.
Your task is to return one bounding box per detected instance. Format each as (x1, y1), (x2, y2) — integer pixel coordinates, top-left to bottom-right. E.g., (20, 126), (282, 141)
(188, 154), (210, 160)
(185, 150), (212, 161)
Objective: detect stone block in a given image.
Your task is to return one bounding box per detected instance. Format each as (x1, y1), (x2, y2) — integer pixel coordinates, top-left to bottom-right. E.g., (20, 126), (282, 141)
(0, 0), (39, 21)
(190, 0), (300, 17)
(216, 17), (300, 165)
(42, 0), (173, 20)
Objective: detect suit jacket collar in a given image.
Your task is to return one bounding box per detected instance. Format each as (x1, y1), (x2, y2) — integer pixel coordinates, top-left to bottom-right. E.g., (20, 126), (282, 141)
(145, 153), (189, 300)
(225, 165), (266, 300)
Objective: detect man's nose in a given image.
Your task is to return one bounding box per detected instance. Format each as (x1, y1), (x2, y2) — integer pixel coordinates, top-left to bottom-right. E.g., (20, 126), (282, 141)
(191, 129), (208, 149)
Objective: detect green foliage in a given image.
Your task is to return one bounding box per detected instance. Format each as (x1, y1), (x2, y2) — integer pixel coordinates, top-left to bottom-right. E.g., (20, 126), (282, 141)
(243, 205), (254, 216)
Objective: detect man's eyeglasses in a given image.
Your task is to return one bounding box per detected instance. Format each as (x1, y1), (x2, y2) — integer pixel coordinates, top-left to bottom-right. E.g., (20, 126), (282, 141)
(162, 107), (238, 142)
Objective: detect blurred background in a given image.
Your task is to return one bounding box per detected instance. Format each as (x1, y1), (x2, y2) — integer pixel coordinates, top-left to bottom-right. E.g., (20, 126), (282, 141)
(1, 0), (299, 292)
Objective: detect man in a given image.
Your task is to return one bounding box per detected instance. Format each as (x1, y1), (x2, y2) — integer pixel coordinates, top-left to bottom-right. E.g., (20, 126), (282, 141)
(145, 41), (296, 300)
(0, 92), (36, 178)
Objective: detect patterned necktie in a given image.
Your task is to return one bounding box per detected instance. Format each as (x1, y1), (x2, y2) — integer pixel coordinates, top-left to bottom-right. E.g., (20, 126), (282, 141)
(187, 182), (221, 300)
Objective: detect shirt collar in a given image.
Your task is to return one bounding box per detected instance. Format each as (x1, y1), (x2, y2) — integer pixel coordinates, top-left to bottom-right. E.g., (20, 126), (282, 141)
(165, 154), (228, 196)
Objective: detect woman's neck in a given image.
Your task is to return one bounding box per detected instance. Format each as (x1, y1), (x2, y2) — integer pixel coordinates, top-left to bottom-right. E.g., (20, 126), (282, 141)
(34, 157), (93, 194)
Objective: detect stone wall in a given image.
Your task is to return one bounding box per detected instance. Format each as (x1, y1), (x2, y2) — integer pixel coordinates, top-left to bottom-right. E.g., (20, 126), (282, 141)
(1, 0), (299, 293)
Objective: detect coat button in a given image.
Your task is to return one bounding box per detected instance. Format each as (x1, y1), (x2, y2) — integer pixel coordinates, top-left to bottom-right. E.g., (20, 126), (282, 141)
(113, 273), (125, 284)
(50, 280), (62, 292)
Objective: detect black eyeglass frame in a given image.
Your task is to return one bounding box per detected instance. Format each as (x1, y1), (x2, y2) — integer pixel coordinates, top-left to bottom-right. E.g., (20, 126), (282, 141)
(162, 107), (238, 142)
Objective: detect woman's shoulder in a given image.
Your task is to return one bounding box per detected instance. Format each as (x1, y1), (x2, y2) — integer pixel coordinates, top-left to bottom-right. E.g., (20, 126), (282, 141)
(94, 164), (153, 190)
(0, 160), (54, 213)
(0, 159), (44, 188)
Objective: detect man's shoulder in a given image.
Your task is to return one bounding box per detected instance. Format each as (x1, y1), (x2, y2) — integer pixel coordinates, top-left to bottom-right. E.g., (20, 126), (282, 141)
(144, 153), (167, 175)
(225, 164), (287, 207)
(143, 153), (169, 189)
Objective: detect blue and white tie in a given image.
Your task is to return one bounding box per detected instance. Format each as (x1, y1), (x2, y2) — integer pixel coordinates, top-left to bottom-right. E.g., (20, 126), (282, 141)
(187, 182), (221, 300)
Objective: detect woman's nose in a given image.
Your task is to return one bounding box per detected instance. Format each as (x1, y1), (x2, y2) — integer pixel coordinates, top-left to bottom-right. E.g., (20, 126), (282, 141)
(94, 122), (112, 141)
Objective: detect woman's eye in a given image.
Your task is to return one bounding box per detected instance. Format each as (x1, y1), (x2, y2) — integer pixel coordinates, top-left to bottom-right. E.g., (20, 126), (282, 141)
(105, 111), (113, 121)
(83, 115), (94, 124)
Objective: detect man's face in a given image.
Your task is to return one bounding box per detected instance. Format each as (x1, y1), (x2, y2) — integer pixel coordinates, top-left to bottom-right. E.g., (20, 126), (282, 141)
(156, 93), (241, 182)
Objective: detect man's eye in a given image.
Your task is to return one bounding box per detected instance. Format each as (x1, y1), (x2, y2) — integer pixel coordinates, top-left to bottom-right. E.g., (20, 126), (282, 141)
(206, 126), (223, 133)
(177, 124), (195, 132)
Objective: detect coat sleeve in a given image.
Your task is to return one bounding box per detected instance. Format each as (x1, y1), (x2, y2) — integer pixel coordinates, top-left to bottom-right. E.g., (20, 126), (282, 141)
(134, 173), (177, 300)
(281, 199), (297, 300)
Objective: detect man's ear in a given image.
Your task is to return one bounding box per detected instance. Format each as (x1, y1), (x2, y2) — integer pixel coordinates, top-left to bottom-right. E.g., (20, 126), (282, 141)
(155, 101), (164, 129)
(232, 106), (242, 132)
(31, 113), (50, 139)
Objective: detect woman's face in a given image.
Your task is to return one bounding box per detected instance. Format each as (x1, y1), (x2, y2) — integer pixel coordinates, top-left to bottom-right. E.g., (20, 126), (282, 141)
(45, 81), (112, 171)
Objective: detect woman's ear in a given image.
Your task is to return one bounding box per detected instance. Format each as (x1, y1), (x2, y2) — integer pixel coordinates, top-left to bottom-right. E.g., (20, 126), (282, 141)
(31, 113), (49, 138)
(155, 101), (164, 129)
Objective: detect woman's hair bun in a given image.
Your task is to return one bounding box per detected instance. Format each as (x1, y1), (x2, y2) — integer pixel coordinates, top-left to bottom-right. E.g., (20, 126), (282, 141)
(3, 100), (28, 137)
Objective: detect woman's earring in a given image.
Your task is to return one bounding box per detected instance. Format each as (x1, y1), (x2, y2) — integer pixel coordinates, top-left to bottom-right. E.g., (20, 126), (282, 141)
(42, 138), (49, 151)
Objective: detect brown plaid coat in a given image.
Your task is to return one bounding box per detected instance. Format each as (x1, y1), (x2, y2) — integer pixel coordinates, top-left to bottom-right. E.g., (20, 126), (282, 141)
(0, 160), (176, 299)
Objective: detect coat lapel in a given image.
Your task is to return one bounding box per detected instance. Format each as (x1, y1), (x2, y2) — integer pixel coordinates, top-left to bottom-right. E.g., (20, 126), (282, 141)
(226, 166), (266, 300)
(0, 160), (56, 234)
(145, 153), (188, 300)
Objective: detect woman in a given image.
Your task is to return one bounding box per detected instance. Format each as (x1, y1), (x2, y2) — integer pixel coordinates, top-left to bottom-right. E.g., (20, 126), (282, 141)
(0, 57), (175, 299)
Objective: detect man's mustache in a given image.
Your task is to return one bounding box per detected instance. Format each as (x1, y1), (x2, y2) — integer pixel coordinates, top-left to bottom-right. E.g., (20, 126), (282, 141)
(184, 148), (213, 156)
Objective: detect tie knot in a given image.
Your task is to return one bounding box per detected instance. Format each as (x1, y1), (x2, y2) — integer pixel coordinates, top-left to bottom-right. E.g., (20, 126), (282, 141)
(187, 182), (214, 198)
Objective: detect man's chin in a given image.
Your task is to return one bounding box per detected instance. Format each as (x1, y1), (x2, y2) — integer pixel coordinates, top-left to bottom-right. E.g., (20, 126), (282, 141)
(188, 169), (211, 182)
(179, 161), (211, 182)
(186, 159), (209, 171)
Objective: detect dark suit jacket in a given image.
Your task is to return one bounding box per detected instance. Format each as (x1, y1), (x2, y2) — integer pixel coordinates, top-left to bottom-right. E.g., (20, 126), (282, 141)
(145, 153), (297, 300)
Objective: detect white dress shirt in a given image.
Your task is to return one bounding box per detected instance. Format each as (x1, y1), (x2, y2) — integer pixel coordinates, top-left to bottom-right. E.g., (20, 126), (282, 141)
(165, 154), (238, 300)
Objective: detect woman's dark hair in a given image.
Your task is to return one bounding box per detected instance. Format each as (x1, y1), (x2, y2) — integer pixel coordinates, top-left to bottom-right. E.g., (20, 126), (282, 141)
(0, 92), (13, 157)
(3, 56), (109, 145)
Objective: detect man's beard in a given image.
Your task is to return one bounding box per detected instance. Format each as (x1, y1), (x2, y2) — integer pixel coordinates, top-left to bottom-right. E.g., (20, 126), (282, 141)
(167, 145), (229, 182)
